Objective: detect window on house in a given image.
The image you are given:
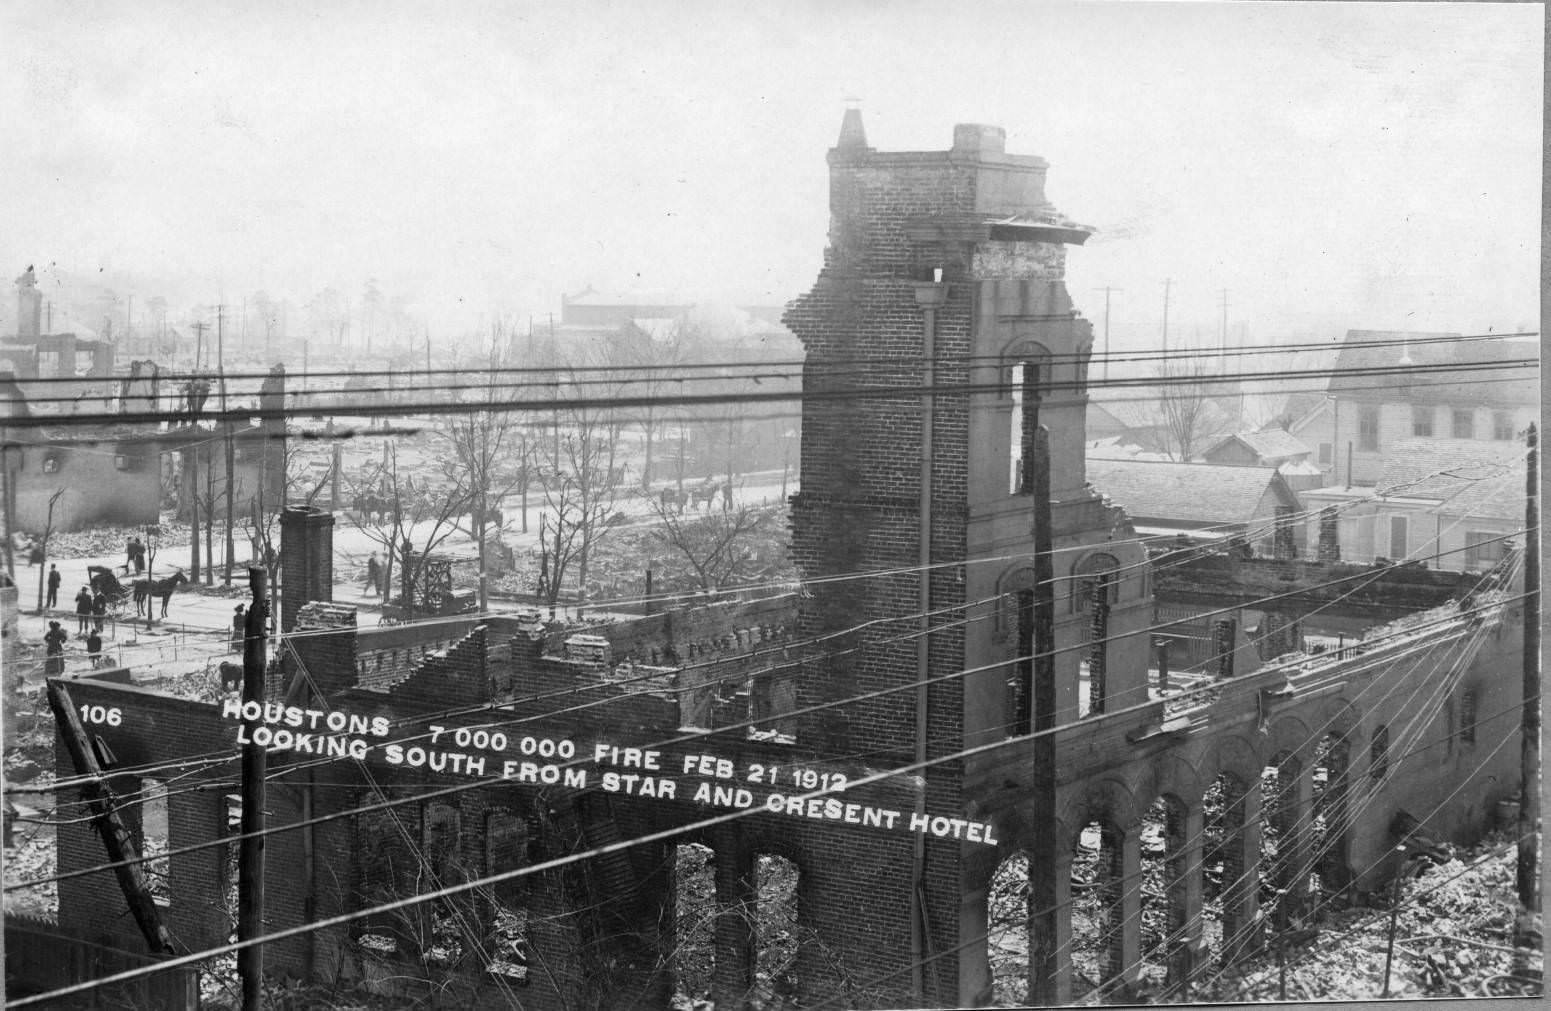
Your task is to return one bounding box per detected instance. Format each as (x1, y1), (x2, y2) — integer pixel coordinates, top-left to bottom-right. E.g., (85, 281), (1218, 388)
(1389, 515), (1408, 561)
(1451, 409), (1475, 440)
(1358, 406), (1380, 452)
(1493, 412), (1516, 441)
(1463, 531), (1501, 569)
(1411, 405), (1433, 437)
(42, 455), (59, 473)
(1318, 442), (1332, 465)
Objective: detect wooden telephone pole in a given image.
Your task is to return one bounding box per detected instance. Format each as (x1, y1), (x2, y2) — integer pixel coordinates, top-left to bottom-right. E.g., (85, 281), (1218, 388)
(238, 569), (270, 1009)
(221, 304), (236, 585)
(1091, 286), (1121, 381)
(1029, 425), (1060, 1003)
(1518, 424), (1540, 917)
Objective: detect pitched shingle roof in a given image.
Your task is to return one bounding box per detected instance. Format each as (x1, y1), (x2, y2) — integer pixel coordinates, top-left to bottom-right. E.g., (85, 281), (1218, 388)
(1328, 330), (1536, 406)
(1431, 458), (1526, 521)
(1085, 458), (1293, 526)
(1208, 428), (1310, 462)
(1374, 437), (1520, 499)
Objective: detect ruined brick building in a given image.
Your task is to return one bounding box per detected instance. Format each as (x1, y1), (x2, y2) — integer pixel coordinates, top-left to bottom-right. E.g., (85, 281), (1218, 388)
(45, 117), (1525, 1008)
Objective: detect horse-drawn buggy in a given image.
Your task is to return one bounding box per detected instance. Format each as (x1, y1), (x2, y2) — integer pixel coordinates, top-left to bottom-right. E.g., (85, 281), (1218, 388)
(87, 565), (188, 620)
(86, 566), (133, 616)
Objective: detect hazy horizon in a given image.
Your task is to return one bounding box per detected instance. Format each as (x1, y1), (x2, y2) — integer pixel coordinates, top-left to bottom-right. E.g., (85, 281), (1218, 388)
(1, 1), (1540, 351)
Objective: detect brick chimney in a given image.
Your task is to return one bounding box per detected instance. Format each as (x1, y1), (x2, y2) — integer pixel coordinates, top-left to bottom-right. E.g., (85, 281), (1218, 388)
(280, 506), (334, 633)
(15, 266), (41, 341)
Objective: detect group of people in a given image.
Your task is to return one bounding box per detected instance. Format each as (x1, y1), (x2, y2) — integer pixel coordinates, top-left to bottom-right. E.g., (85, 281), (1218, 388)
(71, 581), (108, 634)
(44, 620), (104, 674)
(124, 536), (147, 575)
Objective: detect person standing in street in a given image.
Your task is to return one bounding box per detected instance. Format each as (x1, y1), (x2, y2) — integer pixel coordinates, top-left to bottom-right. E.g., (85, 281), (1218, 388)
(91, 589), (107, 634)
(44, 621), (67, 676)
(365, 552), (382, 598)
(45, 564), (60, 609)
(74, 586), (92, 634)
(232, 605), (246, 653)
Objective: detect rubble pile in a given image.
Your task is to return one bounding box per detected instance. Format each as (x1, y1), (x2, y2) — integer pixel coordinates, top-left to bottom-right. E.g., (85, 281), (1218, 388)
(13, 514), (192, 561)
(1203, 837), (1542, 1001)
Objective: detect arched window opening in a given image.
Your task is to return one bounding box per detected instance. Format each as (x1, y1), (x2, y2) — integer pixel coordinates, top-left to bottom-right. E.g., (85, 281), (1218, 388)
(672, 842), (717, 1005)
(355, 794), (417, 957)
(422, 802), (466, 969)
(753, 854), (800, 1007)
(1311, 733), (1351, 906)
(484, 810), (530, 983)
(1005, 342), (1052, 495)
(1070, 820), (1125, 1000)
(1460, 687), (1478, 745)
(1073, 554), (1121, 614)
(138, 778), (170, 908)
(1202, 774), (1249, 965)
(987, 851), (1033, 1006)
(1140, 796), (1189, 993)
(1370, 725), (1389, 780)
(1259, 752), (1305, 929)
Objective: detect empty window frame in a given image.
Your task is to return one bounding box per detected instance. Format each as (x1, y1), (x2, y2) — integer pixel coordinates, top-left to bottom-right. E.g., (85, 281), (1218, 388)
(1358, 406), (1380, 452)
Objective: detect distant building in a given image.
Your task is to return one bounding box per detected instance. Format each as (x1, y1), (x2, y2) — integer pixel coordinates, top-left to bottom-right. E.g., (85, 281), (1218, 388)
(1314, 329), (1535, 487)
(1202, 428), (1311, 469)
(1301, 437), (1522, 568)
(1085, 457), (1303, 552)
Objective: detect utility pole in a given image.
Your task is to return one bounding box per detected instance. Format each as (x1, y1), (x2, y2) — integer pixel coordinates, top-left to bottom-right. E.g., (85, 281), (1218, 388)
(1161, 277), (1172, 355)
(191, 320), (210, 372)
(221, 305), (235, 585)
(238, 568), (270, 1010)
(1219, 288), (1229, 355)
(1518, 423), (1540, 918)
(1029, 425), (1060, 1004)
(1091, 286), (1121, 382)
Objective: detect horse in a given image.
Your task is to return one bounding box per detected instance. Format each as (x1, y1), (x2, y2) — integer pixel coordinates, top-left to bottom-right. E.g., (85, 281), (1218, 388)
(659, 486), (688, 515)
(134, 571), (188, 618)
(690, 481), (720, 511)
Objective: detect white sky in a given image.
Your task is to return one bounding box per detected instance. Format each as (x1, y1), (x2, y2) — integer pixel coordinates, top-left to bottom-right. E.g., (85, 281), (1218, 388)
(0, 1), (1541, 346)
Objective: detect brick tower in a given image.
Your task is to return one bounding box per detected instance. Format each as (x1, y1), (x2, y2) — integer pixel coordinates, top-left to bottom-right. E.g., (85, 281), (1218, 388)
(783, 113), (1151, 1004)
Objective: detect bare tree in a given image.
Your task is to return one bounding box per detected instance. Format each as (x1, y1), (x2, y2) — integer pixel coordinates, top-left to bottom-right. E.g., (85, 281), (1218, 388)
(536, 364), (623, 616)
(241, 434), (323, 629)
(443, 338), (528, 611)
(189, 443), (231, 586)
(33, 487), (67, 612)
(645, 495), (773, 593)
(346, 444), (471, 618)
(611, 320), (688, 489)
(1152, 360), (1217, 462)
